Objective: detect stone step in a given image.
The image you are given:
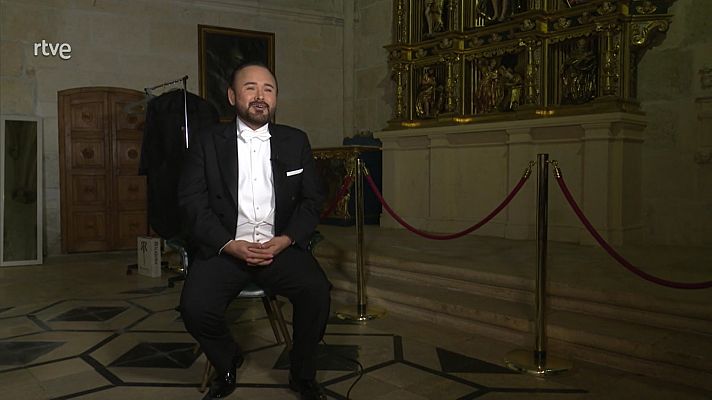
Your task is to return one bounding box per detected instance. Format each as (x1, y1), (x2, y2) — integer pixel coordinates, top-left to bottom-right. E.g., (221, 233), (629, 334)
(550, 310), (712, 372)
(326, 267), (712, 371)
(331, 288), (712, 392)
(321, 259), (712, 391)
(317, 247), (712, 335)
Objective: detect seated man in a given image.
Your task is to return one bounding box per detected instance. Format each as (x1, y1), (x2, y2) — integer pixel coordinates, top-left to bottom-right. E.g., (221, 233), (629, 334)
(178, 62), (331, 400)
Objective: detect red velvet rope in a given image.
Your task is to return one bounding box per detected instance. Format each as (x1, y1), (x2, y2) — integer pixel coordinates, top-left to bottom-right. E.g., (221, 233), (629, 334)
(364, 173), (530, 240)
(555, 171), (712, 290)
(320, 175), (354, 219)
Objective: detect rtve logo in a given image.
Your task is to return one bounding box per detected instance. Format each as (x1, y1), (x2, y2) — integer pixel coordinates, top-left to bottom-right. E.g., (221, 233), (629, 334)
(33, 40), (72, 60)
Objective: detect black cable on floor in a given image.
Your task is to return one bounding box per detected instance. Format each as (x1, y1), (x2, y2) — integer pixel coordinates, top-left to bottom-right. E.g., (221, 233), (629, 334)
(320, 338), (364, 400)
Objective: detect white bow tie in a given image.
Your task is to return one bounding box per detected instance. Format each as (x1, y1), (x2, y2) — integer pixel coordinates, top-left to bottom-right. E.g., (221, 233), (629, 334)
(240, 129), (271, 142)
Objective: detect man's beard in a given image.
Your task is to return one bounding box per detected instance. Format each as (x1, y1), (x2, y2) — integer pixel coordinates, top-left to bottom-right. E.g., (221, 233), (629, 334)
(237, 101), (272, 127)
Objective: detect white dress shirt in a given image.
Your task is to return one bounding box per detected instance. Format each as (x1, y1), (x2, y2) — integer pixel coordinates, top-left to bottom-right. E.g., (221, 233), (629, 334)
(233, 119), (275, 244)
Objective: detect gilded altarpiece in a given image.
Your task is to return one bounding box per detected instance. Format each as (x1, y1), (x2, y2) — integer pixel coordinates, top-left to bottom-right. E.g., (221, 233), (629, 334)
(387, 0), (674, 127)
(380, 0), (675, 245)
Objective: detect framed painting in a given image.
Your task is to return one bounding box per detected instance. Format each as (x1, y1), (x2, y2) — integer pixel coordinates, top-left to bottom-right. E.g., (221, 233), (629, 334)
(198, 25), (275, 122)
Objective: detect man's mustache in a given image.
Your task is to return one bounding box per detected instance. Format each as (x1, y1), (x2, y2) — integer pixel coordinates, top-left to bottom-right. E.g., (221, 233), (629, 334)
(249, 101), (269, 108)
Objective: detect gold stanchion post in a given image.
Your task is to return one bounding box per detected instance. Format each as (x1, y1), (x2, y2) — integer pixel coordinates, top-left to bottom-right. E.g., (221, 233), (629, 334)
(336, 158), (385, 322)
(505, 154), (572, 375)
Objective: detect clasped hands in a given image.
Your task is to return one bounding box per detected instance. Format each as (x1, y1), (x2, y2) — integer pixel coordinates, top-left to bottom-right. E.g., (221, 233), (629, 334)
(223, 235), (292, 266)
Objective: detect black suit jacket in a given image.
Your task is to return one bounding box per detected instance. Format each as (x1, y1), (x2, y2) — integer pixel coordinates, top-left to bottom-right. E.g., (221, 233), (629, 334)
(177, 121), (324, 259)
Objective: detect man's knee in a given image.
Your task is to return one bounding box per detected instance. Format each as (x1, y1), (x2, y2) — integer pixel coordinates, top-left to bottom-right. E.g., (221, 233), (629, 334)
(179, 292), (203, 323)
(180, 290), (223, 334)
(302, 270), (332, 302)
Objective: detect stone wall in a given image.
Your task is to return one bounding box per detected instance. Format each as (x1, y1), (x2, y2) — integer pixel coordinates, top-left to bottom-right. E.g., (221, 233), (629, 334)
(637, 0), (712, 246)
(0, 0), (346, 255)
(352, 0), (393, 135)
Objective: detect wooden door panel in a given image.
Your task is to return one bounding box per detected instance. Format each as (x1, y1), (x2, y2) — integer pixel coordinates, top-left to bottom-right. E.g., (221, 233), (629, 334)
(71, 175), (107, 206)
(70, 101), (104, 132)
(116, 176), (146, 208)
(70, 141), (106, 169)
(116, 140), (142, 173)
(114, 101), (144, 132)
(70, 212), (108, 252)
(116, 211), (147, 249)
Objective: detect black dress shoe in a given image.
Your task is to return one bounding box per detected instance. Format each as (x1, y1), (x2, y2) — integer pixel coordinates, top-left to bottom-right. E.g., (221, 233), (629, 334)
(289, 374), (326, 400)
(207, 353), (244, 399)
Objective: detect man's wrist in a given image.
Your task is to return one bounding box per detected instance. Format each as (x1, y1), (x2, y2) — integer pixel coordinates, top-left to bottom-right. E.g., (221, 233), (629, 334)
(218, 239), (233, 255)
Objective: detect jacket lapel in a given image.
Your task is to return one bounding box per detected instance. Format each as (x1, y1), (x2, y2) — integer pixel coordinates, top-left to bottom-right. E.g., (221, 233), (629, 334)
(270, 123), (286, 205)
(215, 122), (238, 205)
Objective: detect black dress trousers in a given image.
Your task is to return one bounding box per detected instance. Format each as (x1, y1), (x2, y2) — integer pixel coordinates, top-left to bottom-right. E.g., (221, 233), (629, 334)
(179, 246), (331, 379)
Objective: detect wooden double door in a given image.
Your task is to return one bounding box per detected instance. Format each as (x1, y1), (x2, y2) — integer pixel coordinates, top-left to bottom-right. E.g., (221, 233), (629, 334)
(59, 87), (147, 252)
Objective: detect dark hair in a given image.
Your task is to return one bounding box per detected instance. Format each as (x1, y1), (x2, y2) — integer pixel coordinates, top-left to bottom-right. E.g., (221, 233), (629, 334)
(228, 62), (277, 90)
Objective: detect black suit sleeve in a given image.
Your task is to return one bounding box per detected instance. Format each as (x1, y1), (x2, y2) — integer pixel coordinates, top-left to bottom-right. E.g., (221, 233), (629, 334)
(177, 132), (233, 255)
(281, 133), (324, 249)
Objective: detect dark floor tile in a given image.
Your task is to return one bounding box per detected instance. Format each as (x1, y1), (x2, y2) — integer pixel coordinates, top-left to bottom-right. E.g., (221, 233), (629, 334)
(50, 306), (129, 322)
(0, 341), (65, 365)
(437, 348), (514, 373)
(110, 342), (200, 368)
(273, 343), (360, 371)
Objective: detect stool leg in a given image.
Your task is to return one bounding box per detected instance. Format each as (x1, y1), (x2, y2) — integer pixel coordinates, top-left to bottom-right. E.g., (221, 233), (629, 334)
(271, 297), (293, 351)
(262, 296), (283, 344)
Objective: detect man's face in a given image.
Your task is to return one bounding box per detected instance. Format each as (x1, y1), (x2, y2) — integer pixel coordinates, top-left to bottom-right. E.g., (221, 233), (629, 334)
(228, 65), (277, 129)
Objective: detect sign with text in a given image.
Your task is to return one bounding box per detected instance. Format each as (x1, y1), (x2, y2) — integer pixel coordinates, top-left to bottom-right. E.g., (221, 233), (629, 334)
(137, 236), (161, 278)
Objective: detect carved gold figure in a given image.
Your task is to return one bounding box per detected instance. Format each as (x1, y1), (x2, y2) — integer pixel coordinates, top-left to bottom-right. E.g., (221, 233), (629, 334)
(561, 38), (597, 104)
(500, 66), (523, 111)
(476, 59), (504, 113)
(476, 0), (511, 22)
(415, 67), (441, 118)
(425, 0), (445, 35)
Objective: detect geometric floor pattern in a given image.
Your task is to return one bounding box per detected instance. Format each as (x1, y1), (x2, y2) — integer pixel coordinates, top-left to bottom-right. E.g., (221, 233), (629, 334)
(0, 341), (66, 365)
(0, 285), (590, 400)
(436, 348), (514, 374)
(109, 342), (200, 369)
(273, 343), (362, 372)
(50, 307), (128, 322)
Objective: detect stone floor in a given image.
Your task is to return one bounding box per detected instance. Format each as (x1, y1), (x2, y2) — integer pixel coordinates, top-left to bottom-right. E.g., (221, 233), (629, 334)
(0, 249), (709, 399)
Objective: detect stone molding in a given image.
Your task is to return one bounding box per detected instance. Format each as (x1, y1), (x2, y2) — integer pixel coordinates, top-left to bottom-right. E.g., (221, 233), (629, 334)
(183, 0), (345, 25)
